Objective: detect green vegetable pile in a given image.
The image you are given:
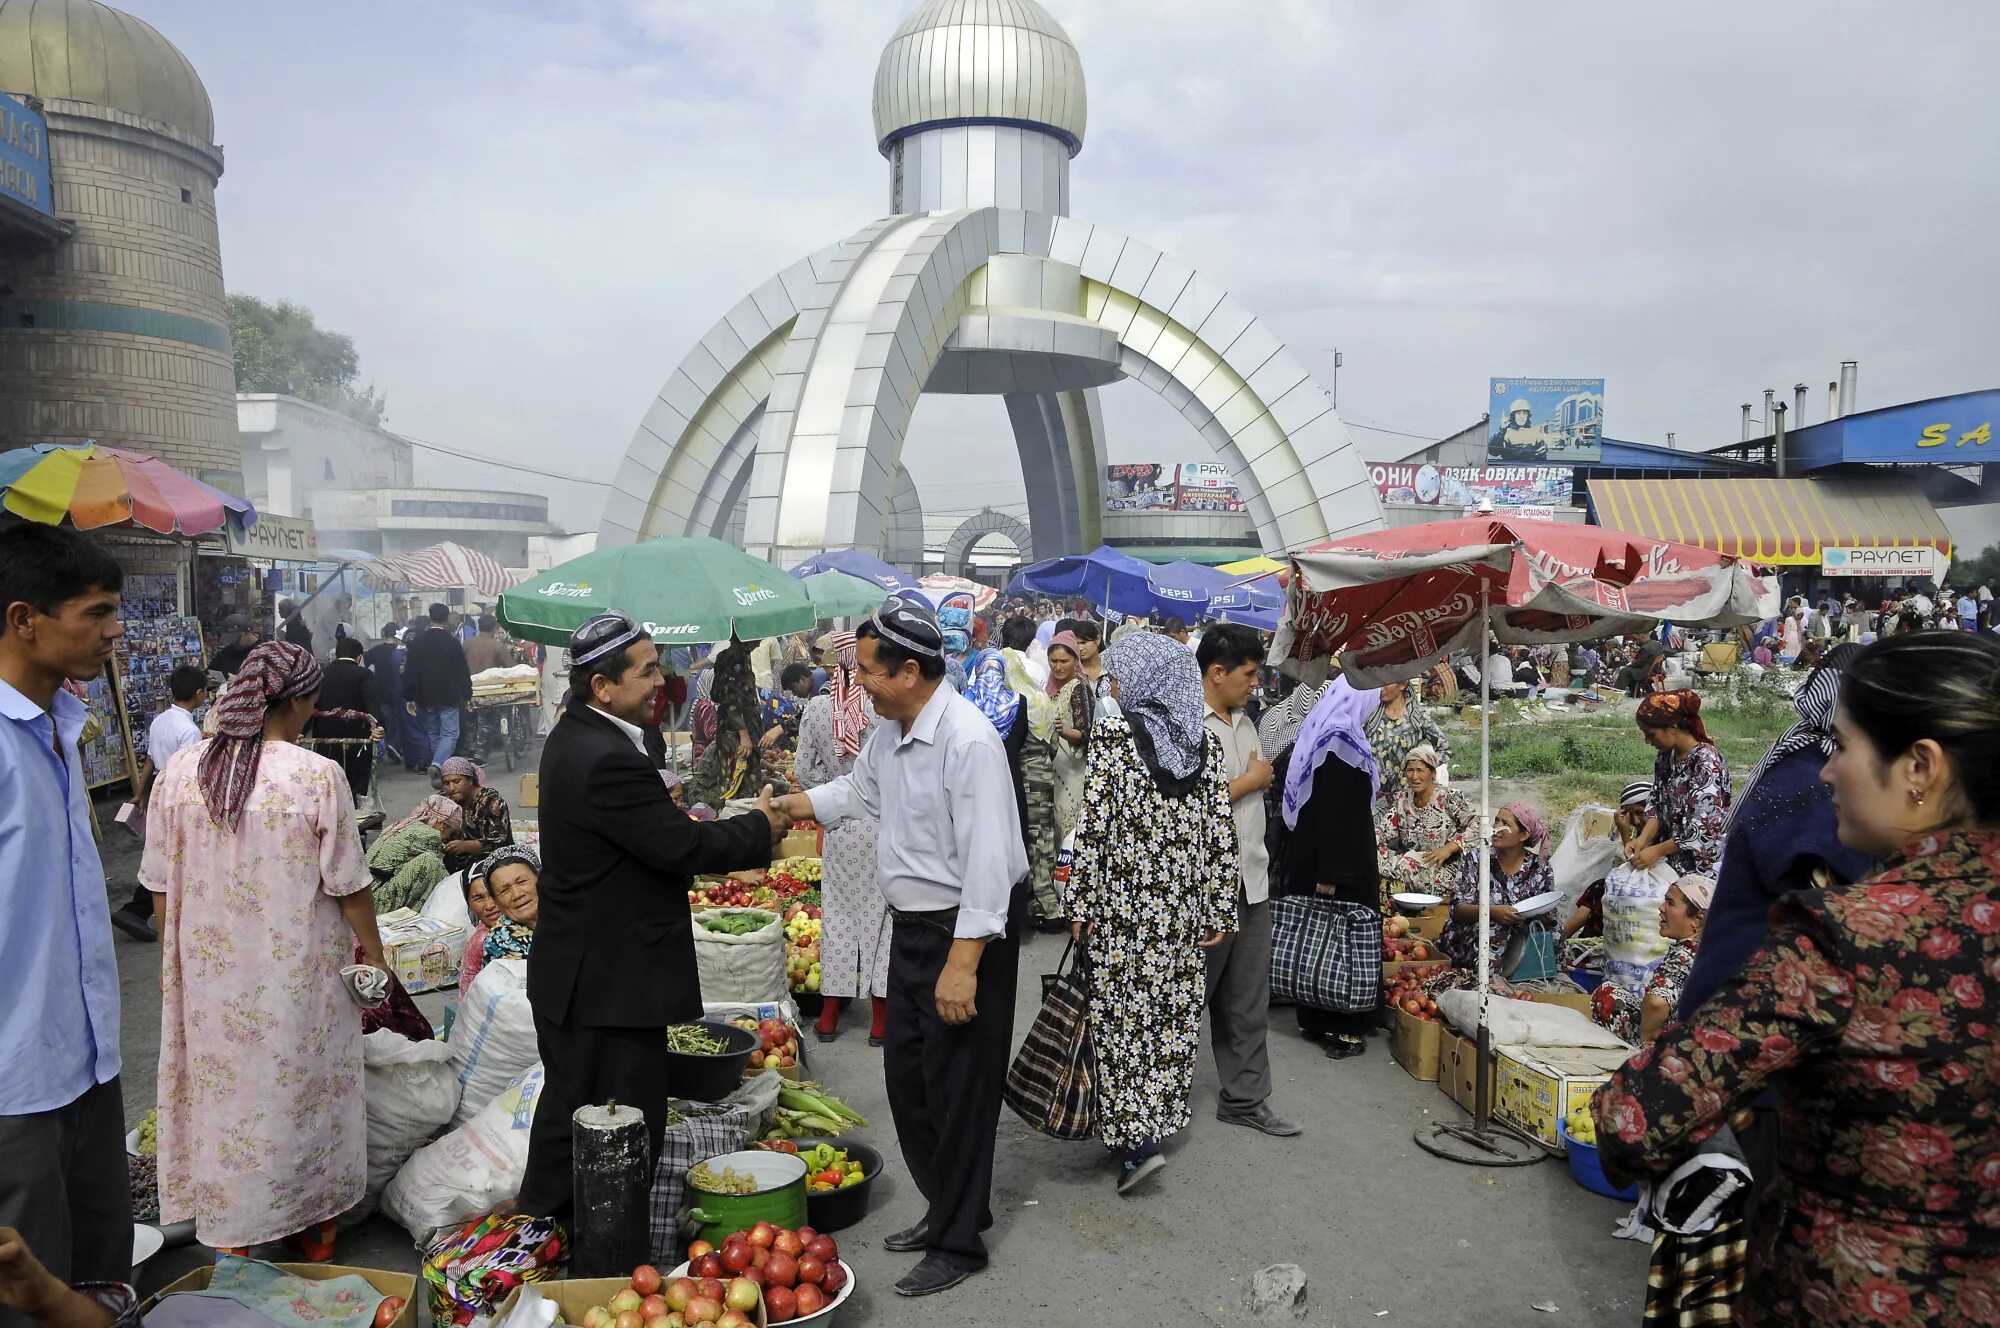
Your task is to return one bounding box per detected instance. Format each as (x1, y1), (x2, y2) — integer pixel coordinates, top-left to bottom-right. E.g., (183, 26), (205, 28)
(666, 1023), (731, 1055)
(699, 909), (777, 936)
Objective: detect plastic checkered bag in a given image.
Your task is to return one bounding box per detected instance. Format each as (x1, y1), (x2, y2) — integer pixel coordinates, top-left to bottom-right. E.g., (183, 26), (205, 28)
(647, 1072), (784, 1263)
(1270, 894), (1382, 1012)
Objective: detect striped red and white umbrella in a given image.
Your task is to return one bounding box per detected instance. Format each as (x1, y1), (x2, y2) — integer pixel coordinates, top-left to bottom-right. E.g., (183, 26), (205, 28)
(363, 541), (516, 597)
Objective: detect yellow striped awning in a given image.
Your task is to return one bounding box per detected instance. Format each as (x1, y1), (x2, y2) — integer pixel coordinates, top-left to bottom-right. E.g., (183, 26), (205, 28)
(1586, 477), (1952, 566)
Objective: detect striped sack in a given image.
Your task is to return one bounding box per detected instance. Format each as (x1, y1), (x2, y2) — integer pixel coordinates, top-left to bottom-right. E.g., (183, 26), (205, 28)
(1003, 941), (1099, 1140)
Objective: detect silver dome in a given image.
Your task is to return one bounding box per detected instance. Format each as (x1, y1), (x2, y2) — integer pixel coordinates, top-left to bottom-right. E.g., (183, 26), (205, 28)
(872, 0), (1087, 157)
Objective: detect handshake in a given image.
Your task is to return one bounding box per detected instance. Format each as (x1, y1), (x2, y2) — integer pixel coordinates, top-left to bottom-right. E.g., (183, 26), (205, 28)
(756, 788), (818, 843)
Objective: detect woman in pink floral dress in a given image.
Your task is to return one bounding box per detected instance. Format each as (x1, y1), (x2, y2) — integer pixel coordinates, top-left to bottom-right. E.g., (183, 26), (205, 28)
(141, 642), (384, 1259)
(1591, 632), (2000, 1326)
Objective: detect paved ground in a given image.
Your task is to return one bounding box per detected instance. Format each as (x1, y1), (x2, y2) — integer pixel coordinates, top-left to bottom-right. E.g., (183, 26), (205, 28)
(103, 754), (1651, 1326)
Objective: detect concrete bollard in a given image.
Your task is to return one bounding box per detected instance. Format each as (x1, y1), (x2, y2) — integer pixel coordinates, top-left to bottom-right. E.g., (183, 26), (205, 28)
(570, 1100), (650, 1277)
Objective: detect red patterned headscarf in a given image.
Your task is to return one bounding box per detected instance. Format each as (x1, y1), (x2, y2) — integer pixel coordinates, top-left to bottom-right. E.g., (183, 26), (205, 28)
(197, 640), (323, 829)
(1636, 688), (1713, 746)
(823, 630), (873, 758)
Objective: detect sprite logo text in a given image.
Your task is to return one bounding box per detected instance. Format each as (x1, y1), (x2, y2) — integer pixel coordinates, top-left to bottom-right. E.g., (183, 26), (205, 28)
(539, 581), (594, 598)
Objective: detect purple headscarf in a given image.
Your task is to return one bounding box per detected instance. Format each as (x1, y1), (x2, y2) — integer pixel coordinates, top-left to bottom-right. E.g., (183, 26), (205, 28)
(1281, 676), (1381, 829)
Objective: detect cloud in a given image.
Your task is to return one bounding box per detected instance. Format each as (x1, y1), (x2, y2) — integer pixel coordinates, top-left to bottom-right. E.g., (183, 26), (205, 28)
(133, 0), (2000, 535)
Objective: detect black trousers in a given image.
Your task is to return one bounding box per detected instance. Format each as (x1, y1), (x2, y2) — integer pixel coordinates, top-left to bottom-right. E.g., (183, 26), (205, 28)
(1298, 1005), (1375, 1039)
(882, 884), (1025, 1267)
(517, 1015), (670, 1224)
(0, 1077), (128, 1328)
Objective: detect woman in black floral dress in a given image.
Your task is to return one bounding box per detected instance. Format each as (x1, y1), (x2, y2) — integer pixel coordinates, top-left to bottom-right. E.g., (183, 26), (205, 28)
(1592, 632), (2000, 1327)
(1064, 632), (1237, 1195)
(1628, 690), (1731, 876)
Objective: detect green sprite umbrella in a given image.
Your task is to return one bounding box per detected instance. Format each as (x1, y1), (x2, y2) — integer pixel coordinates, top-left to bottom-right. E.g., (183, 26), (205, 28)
(797, 569), (893, 618)
(498, 537), (817, 647)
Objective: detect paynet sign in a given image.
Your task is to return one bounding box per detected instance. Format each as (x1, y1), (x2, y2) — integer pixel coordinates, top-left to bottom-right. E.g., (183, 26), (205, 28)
(1821, 546), (1944, 578)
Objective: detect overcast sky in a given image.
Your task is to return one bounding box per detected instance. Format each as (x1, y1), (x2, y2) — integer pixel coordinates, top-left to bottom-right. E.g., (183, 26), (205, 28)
(134, 0), (1999, 534)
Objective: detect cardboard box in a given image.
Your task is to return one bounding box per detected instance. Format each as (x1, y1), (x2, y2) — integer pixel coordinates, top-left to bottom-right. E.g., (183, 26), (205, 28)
(1409, 906), (1448, 940)
(1438, 1028), (1499, 1114)
(1505, 989), (1595, 1017)
(377, 911), (468, 994)
(779, 826), (823, 859)
(147, 1263), (415, 1327)
(494, 1278), (768, 1325)
(1389, 1005), (1444, 1081)
(1492, 1043), (1634, 1153)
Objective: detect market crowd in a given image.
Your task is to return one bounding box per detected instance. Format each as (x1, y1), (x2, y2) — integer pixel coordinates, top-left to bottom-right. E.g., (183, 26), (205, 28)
(3, 519), (1997, 1327)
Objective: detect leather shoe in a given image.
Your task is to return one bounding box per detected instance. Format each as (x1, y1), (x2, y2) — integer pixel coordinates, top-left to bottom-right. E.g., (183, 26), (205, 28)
(111, 909), (156, 943)
(881, 1221), (928, 1252)
(881, 1215), (993, 1252)
(1216, 1102), (1302, 1137)
(893, 1254), (983, 1297)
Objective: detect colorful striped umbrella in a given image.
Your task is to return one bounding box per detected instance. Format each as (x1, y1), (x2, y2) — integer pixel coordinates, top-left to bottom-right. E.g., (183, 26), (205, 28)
(0, 443), (255, 534)
(362, 541), (516, 598)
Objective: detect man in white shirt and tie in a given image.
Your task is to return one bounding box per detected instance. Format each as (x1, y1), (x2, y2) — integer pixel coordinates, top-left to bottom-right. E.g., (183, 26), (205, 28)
(776, 596), (1027, 1299)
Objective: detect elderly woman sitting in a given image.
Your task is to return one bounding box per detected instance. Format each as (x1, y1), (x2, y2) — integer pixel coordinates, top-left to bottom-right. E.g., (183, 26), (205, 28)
(367, 794), (461, 912)
(479, 844), (541, 965)
(437, 756), (513, 874)
(1592, 872), (1710, 1044)
(458, 860), (508, 997)
(1373, 744), (1477, 909)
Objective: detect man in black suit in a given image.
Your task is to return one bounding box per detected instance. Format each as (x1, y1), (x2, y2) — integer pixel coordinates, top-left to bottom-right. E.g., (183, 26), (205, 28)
(518, 612), (791, 1223)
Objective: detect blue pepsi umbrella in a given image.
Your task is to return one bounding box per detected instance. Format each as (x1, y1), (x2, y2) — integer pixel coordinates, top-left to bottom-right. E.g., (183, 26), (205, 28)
(1207, 569), (1284, 630)
(1143, 560), (1239, 619)
(1009, 546), (1157, 615)
(789, 548), (920, 593)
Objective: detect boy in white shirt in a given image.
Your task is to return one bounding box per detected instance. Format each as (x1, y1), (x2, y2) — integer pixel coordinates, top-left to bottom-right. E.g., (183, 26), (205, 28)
(110, 664), (208, 941)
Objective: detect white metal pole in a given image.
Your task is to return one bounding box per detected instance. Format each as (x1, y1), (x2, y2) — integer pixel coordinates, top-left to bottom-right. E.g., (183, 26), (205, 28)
(1478, 575), (1491, 997)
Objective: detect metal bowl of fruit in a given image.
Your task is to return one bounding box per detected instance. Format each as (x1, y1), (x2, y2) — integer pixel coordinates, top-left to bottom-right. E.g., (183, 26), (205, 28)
(788, 1137), (882, 1234)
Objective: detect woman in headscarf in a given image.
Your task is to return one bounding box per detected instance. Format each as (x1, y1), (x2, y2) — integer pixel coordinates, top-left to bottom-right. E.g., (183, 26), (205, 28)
(1629, 689), (1732, 876)
(1363, 678), (1450, 806)
(438, 755), (513, 875)
(1438, 801), (1555, 978)
(999, 615), (1065, 928)
(689, 662), (720, 759)
(1255, 674), (1328, 893)
(479, 843), (542, 963)
(792, 629), (890, 1045)
(1592, 872), (1711, 1045)
(458, 860), (507, 997)
(365, 792), (461, 911)
(1063, 631), (1237, 1194)
(1046, 630), (1094, 838)
(139, 641), (380, 1261)
(965, 637), (1031, 865)
(1372, 743), (1478, 908)
(685, 639), (788, 809)
(1278, 677), (1385, 1060)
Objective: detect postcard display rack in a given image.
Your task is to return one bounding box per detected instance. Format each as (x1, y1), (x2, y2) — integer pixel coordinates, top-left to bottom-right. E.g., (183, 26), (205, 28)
(118, 574), (208, 767)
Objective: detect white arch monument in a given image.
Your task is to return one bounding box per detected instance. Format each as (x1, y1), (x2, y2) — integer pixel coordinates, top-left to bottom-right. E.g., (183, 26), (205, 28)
(600, 0), (1383, 565)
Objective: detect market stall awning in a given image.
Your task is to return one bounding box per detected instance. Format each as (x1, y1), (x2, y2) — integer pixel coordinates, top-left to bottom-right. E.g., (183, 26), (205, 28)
(1585, 477), (1952, 566)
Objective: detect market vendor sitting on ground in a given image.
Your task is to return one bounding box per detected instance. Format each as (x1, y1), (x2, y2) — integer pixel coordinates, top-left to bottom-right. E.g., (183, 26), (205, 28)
(1373, 743), (1475, 908)
(1592, 871), (1708, 1044)
(437, 755), (513, 874)
(366, 793), (462, 912)
(459, 861), (508, 996)
(478, 843), (541, 965)
(1438, 801), (1554, 976)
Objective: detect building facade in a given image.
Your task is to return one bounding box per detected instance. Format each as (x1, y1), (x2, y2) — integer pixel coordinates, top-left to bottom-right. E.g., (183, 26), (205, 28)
(0, 0), (237, 491)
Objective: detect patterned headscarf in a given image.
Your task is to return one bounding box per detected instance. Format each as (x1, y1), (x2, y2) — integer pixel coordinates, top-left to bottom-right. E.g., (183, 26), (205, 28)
(964, 648), (1020, 739)
(1045, 632), (1082, 697)
(1282, 676), (1380, 829)
(196, 641), (323, 830)
(440, 755), (484, 786)
(709, 639), (762, 763)
(1402, 743), (1443, 771)
(1725, 642), (1856, 834)
(474, 841), (541, 883)
(1258, 677), (1329, 761)
(823, 629), (873, 758)
(1103, 632), (1206, 792)
(1674, 873), (1717, 912)
(1637, 689), (1713, 746)
(1500, 800), (1549, 853)
(1003, 647), (1057, 740)
(385, 793), (462, 838)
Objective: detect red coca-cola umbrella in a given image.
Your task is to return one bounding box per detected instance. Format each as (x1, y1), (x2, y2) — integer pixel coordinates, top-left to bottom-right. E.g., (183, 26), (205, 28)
(1274, 515), (1773, 685)
(1271, 515), (1775, 1165)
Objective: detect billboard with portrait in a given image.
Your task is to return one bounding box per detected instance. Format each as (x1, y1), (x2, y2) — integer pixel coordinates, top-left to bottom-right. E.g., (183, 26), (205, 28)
(1103, 462), (1247, 513)
(1487, 377), (1603, 463)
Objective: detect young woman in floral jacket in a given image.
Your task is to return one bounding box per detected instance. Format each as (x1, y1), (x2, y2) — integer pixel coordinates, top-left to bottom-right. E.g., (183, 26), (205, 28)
(1591, 632), (2000, 1327)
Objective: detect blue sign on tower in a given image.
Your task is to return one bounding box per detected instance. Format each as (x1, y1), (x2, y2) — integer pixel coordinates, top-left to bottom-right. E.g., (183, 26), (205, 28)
(0, 92), (52, 218)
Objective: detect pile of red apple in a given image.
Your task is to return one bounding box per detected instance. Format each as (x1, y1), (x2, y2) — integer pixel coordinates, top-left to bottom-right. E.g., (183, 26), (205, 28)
(739, 1017), (800, 1072)
(1382, 935), (1438, 963)
(571, 1264), (757, 1328)
(685, 1220), (847, 1323)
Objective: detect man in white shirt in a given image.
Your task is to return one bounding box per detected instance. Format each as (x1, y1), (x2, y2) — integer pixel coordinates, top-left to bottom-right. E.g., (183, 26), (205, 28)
(776, 597), (1026, 1299)
(110, 664), (208, 942)
(1196, 625), (1301, 1138)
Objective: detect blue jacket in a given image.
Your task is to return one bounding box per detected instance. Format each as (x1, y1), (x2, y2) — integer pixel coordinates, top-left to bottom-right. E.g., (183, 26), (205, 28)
(1677, 748), (1875, 1017)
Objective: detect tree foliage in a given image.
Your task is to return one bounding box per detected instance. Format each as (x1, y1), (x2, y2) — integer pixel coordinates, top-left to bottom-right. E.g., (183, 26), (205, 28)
(1947, 543), (2000, 590)
(228, 293), (386, 426)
